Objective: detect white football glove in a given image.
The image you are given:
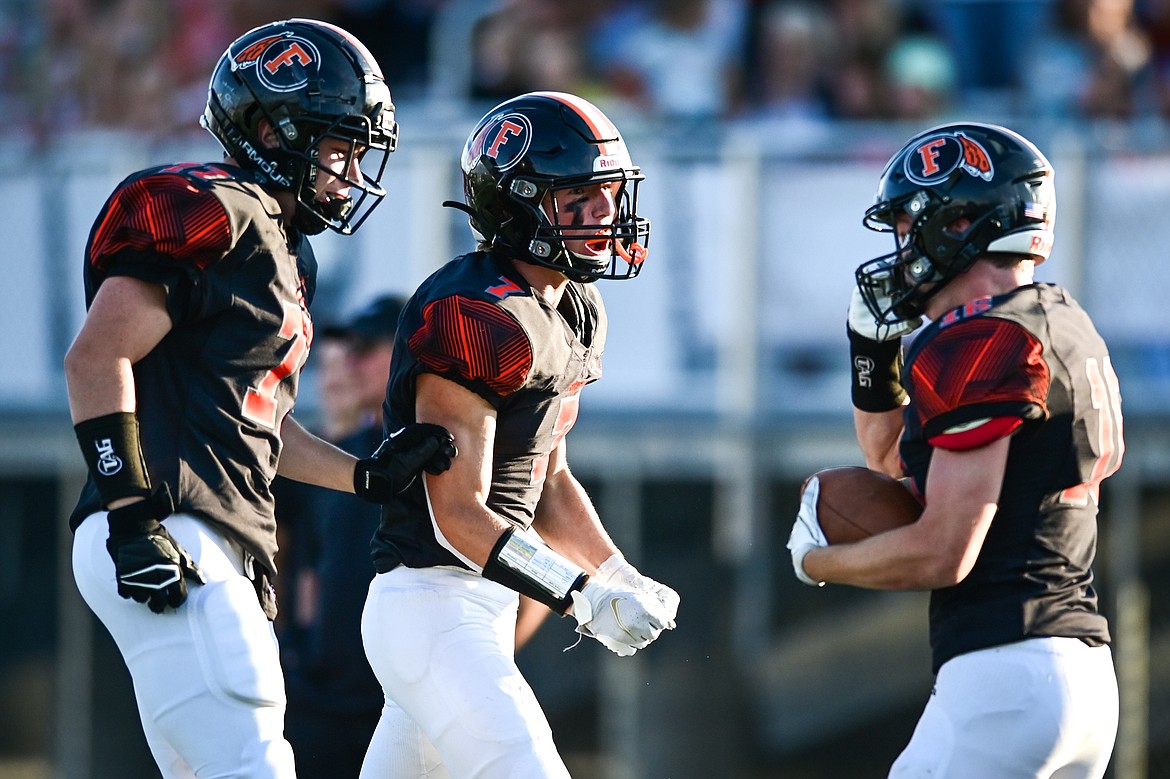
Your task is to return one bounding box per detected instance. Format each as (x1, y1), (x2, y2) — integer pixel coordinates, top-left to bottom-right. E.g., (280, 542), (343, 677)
(848, 283), (922, 343)
(787, 476), (828, 587)
(594, 553), (679, 630)
(569, 578), (672, 657)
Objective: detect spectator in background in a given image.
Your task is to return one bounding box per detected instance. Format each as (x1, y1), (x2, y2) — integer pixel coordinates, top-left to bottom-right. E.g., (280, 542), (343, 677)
(883, 10), (957, 120)
(0, 2), (34, 134)
(312, 331), (366, 442)
(823, 0), (904, 119)
(747, 1), (835, 122)
(79, 0), (174, 133)
(591, 0), (748, 119)
(34, 0), (337, 137)
(924, 0), (1052, 105)
(163, 0), (239, 137)
(470, 0), (614, 102)
(1140, 0), (1170, 114)
(322, 0), (444, 100)
(1022, 0), (1155, 118)
(745, 0), (956, 123)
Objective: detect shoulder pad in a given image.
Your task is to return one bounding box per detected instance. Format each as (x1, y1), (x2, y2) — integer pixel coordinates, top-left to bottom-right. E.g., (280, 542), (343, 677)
(910, 316), (1049, 428)
(408, 295), (533, 396)
(89, 166), (235, 271)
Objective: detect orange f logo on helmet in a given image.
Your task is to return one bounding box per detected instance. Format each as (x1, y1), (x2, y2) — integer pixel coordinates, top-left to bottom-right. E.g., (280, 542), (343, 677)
(487, 121), (524, 159)
(265, 42), (313, 74)
(904, 132), (995, 185)
(466, 113), (532, 172)
(915, 138), (948, 177)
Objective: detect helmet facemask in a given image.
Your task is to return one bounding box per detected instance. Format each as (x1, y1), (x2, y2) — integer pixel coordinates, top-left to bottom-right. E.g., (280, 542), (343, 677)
(858, 191), (998, 324)
(518, 172), (649, 283)
(284, 108), (397, 235)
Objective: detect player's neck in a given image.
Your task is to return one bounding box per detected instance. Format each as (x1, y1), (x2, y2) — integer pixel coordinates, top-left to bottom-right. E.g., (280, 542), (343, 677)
(925, 259), (1034, 319)
(511, 258), (568, 307)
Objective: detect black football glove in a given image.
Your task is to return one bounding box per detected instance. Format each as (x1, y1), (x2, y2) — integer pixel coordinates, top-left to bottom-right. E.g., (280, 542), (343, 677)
(354, 423), (457, 503)
(105, 485), (205, 613)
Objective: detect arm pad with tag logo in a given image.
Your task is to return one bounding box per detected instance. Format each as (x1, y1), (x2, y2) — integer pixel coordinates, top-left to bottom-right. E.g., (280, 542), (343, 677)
(74, 412), (153, 506)
(848, 326), (908, 413)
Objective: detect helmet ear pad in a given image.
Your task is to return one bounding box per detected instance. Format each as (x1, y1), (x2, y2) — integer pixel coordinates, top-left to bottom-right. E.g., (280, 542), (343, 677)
(913, 199), (1015, 278)
(464, 159), (546, 254)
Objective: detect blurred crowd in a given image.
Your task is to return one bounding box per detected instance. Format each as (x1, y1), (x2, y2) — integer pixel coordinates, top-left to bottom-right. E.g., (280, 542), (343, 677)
(3, 0), (1170, 140)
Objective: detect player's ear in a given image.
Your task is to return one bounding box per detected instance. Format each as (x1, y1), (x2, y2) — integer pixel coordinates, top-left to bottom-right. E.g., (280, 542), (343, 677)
(256, 119), (280, 150)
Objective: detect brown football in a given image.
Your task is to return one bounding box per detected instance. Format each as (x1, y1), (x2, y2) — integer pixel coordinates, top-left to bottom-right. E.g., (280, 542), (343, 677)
(801, 466), (923, 545)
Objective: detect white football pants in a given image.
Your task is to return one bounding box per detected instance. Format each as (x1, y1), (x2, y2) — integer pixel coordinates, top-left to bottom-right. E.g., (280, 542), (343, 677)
(360, 565), (571, 779)
(73, 512), (295, 779)
(890, 636), (1118, 779)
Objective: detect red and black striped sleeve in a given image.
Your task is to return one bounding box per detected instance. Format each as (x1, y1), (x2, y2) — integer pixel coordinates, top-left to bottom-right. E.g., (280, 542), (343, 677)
(88, 169), (233, 274)
(408, 295), (534, 397)
(910, 317), (1049, 450)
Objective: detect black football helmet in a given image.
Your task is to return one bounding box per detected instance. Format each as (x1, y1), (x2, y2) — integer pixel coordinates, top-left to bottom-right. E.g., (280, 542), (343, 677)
(201, 19), (398, 235)
(454, 91), (650, 282)
(857, 122), (1056, 324)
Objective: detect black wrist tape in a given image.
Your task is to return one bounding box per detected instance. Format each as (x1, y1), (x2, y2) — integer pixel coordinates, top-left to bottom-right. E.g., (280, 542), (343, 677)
(106, 484), (174, 535)
(848, 326), (908, 413)
(74, 412), (152, 507)
(481, 527), (589, 615)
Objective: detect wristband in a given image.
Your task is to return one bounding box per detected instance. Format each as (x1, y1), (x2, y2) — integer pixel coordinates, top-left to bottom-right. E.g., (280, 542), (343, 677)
(848, 327), (908, 412)
(105, 484), (174, 536)
(74, 412), (152, 507)
(481, 527), (589, 615)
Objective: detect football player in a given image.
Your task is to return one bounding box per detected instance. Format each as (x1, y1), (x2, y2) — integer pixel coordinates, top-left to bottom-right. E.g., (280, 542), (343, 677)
(788, 123), (1123, 778)
(65, 19), (454, 779)
(358, 91), (680, 778)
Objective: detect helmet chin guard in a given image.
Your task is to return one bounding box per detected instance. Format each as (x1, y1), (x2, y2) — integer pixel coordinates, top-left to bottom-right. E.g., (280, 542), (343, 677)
(201, 18), (398, 235)
(858, 122), (1055, 323)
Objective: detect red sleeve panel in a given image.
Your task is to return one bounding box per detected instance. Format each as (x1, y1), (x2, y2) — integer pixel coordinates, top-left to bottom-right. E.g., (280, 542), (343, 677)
(409, 295), (534, 396)
(910, 317), (1050, 445)
(89, 170), (233, 273)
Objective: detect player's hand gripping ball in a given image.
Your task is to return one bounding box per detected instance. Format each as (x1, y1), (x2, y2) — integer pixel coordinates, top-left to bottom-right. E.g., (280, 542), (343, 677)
(801, 466), (923, 545)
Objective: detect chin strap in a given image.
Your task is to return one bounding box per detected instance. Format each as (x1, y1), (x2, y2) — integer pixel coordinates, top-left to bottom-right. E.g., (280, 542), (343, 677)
(442, 200), (477, 218)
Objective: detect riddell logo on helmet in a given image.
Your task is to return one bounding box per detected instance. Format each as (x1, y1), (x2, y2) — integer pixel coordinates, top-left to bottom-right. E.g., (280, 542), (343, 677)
(594, 156), (620, 171)
(1030, 233), (1053, 254)
(905, 132), (994, 186)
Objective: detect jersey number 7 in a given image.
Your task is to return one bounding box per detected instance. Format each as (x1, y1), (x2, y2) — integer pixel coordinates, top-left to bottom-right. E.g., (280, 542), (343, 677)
(243, 300), (310, 429)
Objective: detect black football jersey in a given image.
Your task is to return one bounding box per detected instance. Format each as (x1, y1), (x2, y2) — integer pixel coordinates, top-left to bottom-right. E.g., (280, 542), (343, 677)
(901, 283), (1123, 672)
(371, 251), (605, 572)
(69, 162), (317, 584)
